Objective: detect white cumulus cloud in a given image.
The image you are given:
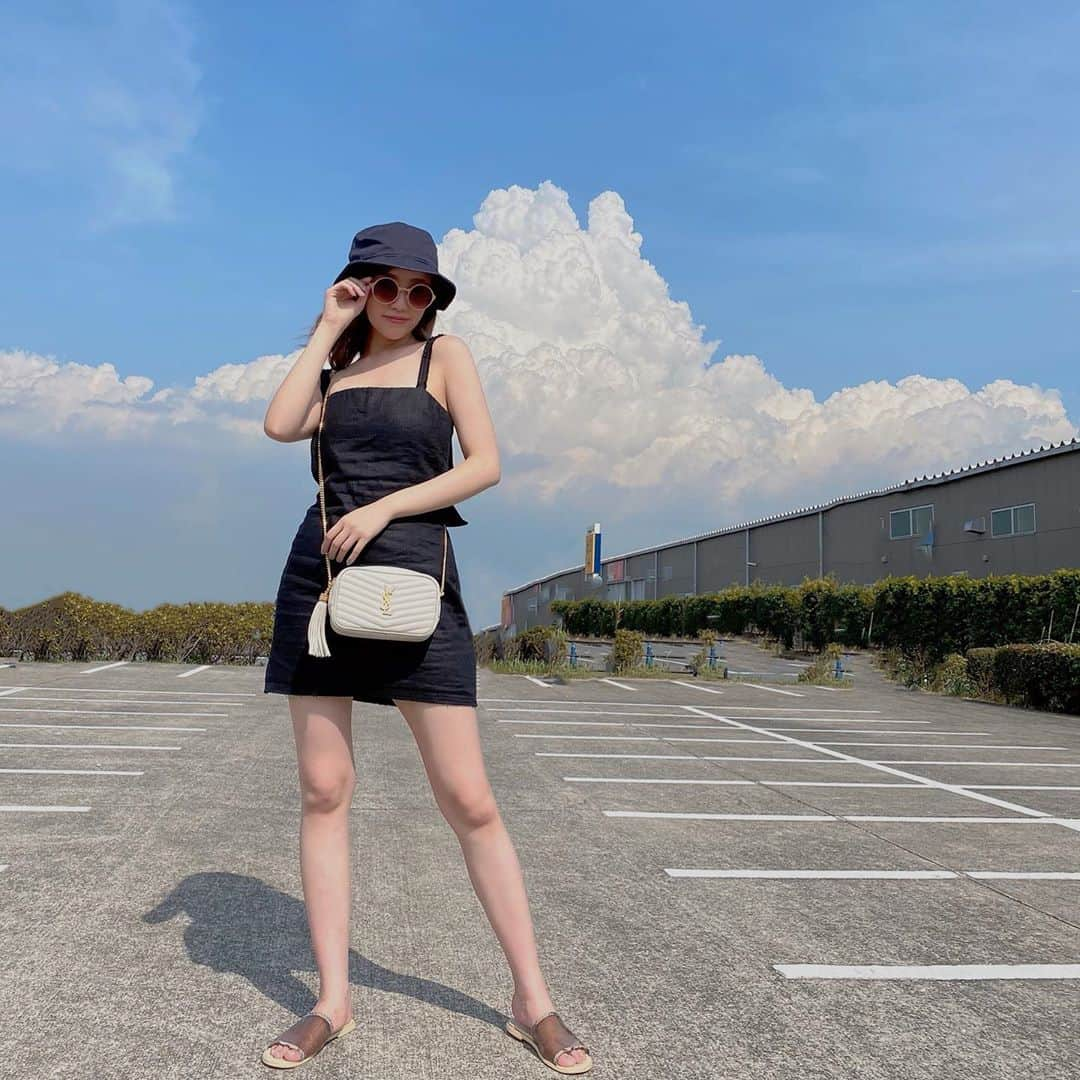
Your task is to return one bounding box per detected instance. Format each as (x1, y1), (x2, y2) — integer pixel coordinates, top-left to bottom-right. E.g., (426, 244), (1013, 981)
(1, 181), (1075, 522)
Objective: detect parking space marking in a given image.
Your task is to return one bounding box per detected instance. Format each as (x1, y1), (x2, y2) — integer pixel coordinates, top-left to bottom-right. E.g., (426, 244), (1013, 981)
(668, 680), (725, 694)
(667, 869), (958, 879)
(668, 868), (1080, 881)
(765, 729), (992, 735)
(78, 661), (131, 674)
(0, 723), (206, 732)
(606, 810), (1079, 824)
(0, 768), (142, 775)
(0, 707), (226, 718)
(494, 709), (696, 718)
(0, 687), (26, 697)
(971, 785), (1080, 791)
(535, 752), (833, 760)
(521, 675), (555, 688)
(738, 683), (805, 697)
(773, 964), (1080, 981)
(598, 678), (639, 691)
(2, 694), (235, 707)
(479, 699), (882, 713)
(795, 743), (1070, 750)
(967, 871), (1080, 880)
(0, 742), (182, 751)
(865, 760), (1080, 768)
(0, 685), (255, 697)
(177, 665), (211, 678)
(681, 705), (1080, 831)
(0, 804), (91, 813)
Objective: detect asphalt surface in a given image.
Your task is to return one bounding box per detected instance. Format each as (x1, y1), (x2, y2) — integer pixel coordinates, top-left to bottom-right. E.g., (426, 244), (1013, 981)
(1, 651), (1079, 1078)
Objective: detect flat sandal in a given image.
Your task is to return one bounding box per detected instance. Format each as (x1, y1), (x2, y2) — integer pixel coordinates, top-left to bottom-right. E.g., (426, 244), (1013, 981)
(261, 1008), (357, 1070)
(505, 1002), (593, 1074)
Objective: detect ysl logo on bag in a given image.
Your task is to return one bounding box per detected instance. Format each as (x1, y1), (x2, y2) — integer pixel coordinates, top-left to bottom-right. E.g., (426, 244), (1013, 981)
(380, 584), (394, 615)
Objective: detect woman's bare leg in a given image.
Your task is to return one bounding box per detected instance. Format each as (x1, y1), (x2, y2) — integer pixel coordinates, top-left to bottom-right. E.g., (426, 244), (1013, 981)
(266, 694), (356, 1063)
(394, 698), (588, 1070)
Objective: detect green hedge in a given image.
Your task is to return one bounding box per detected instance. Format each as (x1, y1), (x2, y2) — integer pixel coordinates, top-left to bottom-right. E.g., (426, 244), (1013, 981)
(551, 568), (1080, 663)
(967, 643), (1080, 714)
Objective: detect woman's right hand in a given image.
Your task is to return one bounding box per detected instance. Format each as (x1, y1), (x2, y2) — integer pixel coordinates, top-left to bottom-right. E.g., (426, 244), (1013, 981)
(321, 275), (374, 331)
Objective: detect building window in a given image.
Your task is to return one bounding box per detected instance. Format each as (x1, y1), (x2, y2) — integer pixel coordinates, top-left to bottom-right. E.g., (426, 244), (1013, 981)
(991, 502), (1036, 537)
(890, 504), (933, 540)
(527, 597), (537, 612)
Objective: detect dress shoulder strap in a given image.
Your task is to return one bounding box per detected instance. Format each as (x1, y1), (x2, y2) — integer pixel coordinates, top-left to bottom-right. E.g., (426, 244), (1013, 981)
(416, 334), (443, 390)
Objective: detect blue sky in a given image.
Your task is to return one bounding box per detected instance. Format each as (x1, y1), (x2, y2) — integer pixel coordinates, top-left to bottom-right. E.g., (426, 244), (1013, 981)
(1, 1), (1077, 627)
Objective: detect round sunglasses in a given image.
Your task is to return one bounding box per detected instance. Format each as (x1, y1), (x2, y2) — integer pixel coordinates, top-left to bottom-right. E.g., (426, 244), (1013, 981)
(369, 275), (436, 311)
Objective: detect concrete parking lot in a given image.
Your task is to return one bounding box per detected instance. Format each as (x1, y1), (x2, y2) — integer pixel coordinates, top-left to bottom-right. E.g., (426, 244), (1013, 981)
(2, 654), (1079, 1078)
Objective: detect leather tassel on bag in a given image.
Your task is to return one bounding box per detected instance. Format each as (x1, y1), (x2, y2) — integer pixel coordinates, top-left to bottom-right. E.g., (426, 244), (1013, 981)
(307, 587), (331, 657)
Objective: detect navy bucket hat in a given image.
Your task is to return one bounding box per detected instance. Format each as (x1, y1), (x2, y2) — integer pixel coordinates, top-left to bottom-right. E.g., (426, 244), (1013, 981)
(333, 221), (457, 311)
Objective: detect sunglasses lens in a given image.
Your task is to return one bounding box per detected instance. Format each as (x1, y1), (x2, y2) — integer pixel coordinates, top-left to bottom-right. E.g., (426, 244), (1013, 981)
(408, 284), (435, 310)
(372, 277), (398, 303)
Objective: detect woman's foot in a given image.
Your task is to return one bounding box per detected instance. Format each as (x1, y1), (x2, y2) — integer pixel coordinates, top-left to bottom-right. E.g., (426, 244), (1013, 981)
(510, 989), (589, 1069)
(265, 1000), (353, 1063)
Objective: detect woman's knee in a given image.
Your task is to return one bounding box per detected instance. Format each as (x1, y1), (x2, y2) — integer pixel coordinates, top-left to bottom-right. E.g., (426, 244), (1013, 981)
(438, 784), (499, 832)
(298, 762), (356, 812)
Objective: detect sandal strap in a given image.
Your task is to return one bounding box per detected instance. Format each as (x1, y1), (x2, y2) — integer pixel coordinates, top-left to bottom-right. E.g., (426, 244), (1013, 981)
(266, 1011), (334, 1061)
(532, 1011), (589, 1063)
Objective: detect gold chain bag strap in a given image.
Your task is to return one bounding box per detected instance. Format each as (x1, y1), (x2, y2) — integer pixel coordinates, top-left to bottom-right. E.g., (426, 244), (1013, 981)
(306, 338), (448, 657)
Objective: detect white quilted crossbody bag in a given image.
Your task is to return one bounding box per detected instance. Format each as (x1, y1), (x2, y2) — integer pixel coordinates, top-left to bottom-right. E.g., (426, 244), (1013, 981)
(306, 364), (447, 658)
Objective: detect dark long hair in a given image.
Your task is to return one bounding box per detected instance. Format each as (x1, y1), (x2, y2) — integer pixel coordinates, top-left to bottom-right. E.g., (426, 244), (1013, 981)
(298, 263), (440, 371)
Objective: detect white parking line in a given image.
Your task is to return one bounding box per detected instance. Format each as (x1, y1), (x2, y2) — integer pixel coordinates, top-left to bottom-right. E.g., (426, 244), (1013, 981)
(970, 785), (1080, 791)
(866, 761), (1080, 768)
(5, 695), (234, 707)
(522, 676), (555, 688)
(0, 685), (255, 697)
(0, 742), (182, 751)
(0, 805), (91, 813)
(668, 869), (957, 879)
(791, 743), (1071, 751)
(738, 683), (804, 697)
(668, 680), (725, 694)
(479, 699), (881, 712)
(755, 718), (930, 725)
(681, 705), (1080, 832)
(177, 665), (211, 678)
(598, 678), (638, 691)
(0, 707), (227, 718)
(763, 729), (992, 735)
(563, 776), (1080, 793)
(773, 964), (1080, 981)
(667, 869), (1080, 881)
(0, 768), (143, 775)
(605, 811), (1080, 824)
(493, 710), (695, 718)
(0, 688), (26, 697)
(967, 871), (1080, 880)
(0, 723), (206, 732)
(78, 661), (131, 674)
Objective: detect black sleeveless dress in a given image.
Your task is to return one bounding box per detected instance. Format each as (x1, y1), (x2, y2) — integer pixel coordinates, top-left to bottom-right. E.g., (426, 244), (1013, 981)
(263, 334), (477, 706)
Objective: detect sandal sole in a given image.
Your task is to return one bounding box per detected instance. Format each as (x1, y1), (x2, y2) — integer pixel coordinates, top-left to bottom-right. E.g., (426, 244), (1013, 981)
(505, 1019), (593, 1074)
(261, 1016), (357, 1069)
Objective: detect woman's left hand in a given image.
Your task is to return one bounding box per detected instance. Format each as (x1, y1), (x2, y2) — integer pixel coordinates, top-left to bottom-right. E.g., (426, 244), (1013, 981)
(322, 502), (394, 564)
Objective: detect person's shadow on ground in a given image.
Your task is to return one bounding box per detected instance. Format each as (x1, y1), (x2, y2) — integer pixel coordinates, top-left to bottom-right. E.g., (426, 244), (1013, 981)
(143, 871), (509, 1031)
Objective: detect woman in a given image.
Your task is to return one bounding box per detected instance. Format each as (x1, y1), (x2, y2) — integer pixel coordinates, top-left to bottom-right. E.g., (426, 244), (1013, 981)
(260, 222), (592, 1073)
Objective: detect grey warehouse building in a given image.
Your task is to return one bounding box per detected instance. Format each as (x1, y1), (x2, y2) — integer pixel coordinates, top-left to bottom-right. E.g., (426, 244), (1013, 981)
(501, 436), (1080, 633)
